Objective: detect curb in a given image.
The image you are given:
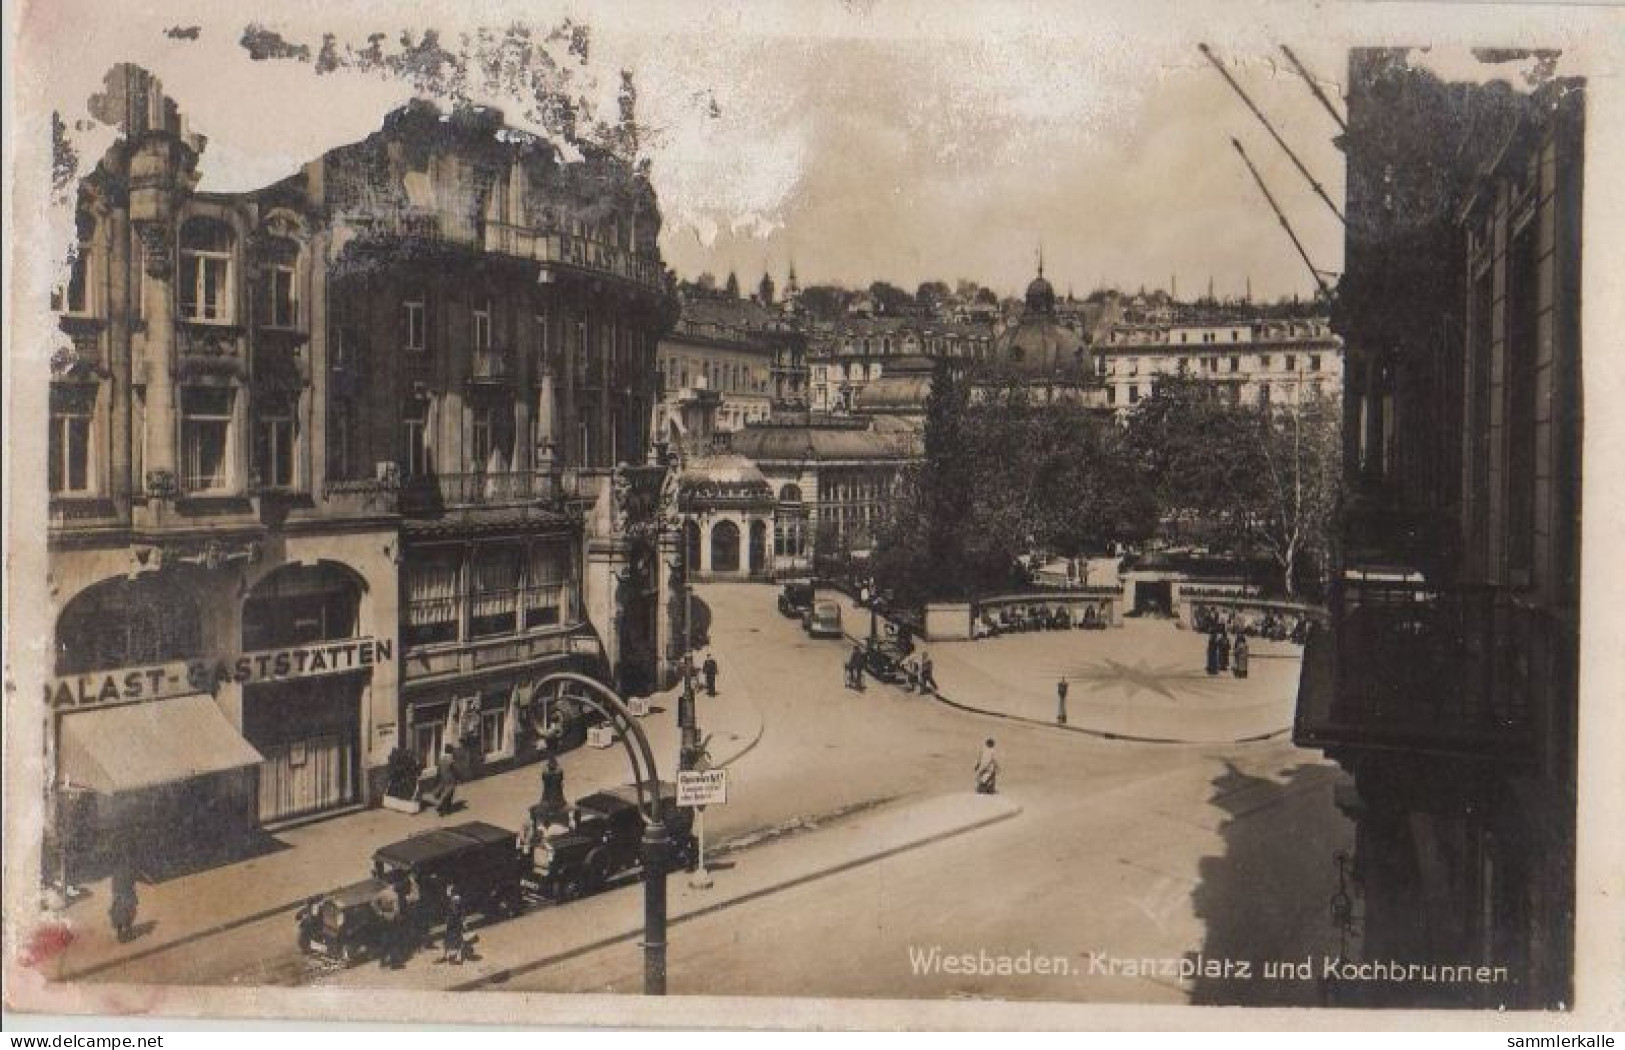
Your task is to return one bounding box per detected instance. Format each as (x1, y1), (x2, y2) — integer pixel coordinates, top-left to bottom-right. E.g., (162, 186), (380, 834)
(60, 684), (767, 984)
(447, 796), (1024, 992)
(925, 685), (1293, 748)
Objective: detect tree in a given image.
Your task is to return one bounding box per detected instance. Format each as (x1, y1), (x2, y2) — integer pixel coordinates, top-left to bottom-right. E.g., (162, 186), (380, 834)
(915, 280), (952, 315)
(1246, 392), (1342, 597)
(797, 284), (852, 322)
(724, 271), (740, 298)
(1123, 376), (1263, 549)
(872, 365), (1155, 609)
(867, 281), (914, 317)
(1123, 376), (1341, 596)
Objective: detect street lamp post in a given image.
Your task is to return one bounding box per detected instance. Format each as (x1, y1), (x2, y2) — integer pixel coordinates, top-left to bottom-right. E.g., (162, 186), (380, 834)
(534, 671), (673, 995)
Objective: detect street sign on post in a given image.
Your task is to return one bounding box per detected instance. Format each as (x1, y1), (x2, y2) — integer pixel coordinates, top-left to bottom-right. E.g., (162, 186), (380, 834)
(677, 769), (728, 808)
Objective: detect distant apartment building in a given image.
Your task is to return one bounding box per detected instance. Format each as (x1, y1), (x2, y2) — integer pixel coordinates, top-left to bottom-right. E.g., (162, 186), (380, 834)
(808, 316), (994, 413)
(1096, 318), (1342, 413)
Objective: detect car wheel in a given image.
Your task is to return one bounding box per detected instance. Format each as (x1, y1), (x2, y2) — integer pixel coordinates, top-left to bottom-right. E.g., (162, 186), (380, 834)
(558, 874), (584, 902)
(296, 927), (314, 954)
(339, 939), (361, 965)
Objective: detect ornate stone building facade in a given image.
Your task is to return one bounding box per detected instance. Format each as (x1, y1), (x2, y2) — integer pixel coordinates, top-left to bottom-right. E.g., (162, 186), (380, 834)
(43, 71), (680, 881)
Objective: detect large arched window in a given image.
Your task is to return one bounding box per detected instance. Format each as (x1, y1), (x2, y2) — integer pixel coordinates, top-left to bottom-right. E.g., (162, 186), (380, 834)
(179, 218), (236, 324)
(242, 562), (361, 651)
(710, 520), (741, 574)
(56, 576), (203, 675)
(779, 483), (803, 504)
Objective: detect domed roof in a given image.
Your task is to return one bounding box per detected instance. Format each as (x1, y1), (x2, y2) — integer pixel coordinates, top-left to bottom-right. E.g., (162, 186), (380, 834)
(1025, 273), (1056, 314)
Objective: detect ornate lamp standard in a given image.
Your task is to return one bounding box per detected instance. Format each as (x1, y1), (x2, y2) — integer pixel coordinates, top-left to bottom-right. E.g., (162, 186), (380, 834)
(534, 670), (674, 995)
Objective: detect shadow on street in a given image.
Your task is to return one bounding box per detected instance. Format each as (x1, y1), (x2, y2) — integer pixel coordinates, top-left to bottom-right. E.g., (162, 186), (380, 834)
(1186, 759), (1352, 1007)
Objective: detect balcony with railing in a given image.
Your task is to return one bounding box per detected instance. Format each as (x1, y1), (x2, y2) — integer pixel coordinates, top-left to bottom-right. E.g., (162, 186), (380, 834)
(1295, 572), (1534, 760)
(482, 221), (665, 293)
(398, 469), (584, 519)
(469, 345), (515, 383)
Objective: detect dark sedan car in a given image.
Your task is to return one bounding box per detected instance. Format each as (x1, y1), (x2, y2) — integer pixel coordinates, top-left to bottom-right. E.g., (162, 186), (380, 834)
(296, 821), (524, 960)
(529, 783), (696, 901)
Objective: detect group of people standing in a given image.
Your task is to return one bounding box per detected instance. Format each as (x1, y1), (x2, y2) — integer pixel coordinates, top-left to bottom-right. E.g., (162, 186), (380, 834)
(1205, 626), (1250, 678)
(370, 876), (469, 969)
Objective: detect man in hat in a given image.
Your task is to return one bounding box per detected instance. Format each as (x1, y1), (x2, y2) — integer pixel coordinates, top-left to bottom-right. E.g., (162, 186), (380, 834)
(701, 651), (719, 697)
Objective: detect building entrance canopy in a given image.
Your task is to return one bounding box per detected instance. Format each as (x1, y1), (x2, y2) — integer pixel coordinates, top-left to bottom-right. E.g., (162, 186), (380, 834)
(59, 695), (265, 795)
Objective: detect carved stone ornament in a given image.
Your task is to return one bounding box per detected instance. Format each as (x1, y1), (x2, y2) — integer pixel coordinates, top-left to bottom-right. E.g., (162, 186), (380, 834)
(610, 465), (634, 530)
(49, 344), (81, 379)
(145, 468), (178, 498)
(134, 222), (173, 279)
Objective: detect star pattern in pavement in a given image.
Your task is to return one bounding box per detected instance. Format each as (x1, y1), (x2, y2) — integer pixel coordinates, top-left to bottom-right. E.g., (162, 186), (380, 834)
(1059, 658), (1229, 702)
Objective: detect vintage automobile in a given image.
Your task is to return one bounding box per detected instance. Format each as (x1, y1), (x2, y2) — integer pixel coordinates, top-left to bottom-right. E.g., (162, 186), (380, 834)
(296, 821), (524, 960)
(803, 599), (844, 639)
(528, 782), (697, 902)
(777, 579), (815, 619)
(862, 637), (911, 684)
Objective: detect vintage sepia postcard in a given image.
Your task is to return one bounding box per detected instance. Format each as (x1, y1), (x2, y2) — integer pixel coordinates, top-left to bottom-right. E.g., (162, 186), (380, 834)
(4, 0), (1624, 1031)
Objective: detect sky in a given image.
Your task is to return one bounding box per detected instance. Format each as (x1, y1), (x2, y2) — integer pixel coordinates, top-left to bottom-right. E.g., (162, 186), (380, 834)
(14, 0), (1602, 303)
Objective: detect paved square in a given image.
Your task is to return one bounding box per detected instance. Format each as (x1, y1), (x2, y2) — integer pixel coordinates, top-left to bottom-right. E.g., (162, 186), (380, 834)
(926, 619), (1303, 743)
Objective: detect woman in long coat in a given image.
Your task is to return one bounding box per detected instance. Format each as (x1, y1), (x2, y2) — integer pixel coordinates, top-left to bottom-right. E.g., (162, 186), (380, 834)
(1232, 634), (1250, 679)
(1216, 626), (1231, 673)
(1205, 629), (1221, 676)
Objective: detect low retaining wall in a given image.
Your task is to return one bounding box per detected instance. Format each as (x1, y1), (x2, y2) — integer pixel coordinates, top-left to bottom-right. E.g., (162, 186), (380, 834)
(926, 590), (1123, 640)
(1177, 593), (1326, 632)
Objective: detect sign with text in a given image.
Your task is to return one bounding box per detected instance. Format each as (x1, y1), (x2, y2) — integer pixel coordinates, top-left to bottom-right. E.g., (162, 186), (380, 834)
(45, 637), (394, 710)
(676, 769), (729, 808)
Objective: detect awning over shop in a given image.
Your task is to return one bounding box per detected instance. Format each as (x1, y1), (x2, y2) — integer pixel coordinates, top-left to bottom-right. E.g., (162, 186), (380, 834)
(59, 695), (265, 795)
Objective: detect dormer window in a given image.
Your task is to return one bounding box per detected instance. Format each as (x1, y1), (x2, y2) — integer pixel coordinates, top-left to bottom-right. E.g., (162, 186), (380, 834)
(180, 219), (235, 324)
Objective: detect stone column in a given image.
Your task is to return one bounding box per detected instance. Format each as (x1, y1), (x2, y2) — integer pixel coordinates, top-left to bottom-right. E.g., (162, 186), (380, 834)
(135, 221), (178, 495)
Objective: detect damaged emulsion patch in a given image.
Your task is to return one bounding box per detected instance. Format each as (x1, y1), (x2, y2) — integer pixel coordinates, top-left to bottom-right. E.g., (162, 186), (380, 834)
(228, 21), (623, 154)
(164, 25), (201, 41)
(18, 920), (75, 972)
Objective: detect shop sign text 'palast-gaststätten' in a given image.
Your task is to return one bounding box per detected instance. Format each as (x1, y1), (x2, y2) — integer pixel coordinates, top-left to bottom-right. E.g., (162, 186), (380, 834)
(44, 638), (395, 709)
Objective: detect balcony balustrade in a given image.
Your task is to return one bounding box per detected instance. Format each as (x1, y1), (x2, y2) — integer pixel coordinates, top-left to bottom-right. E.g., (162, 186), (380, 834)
(482, 221), (665, 292)
(1295, 574), (1534, 759)
(399, 470), (583, 515)
(469, 345), (515, 382)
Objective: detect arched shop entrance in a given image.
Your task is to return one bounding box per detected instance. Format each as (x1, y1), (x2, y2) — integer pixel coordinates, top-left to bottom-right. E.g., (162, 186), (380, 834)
(51, 573), (261, 881)
(241, 562), (366, 823)
(710, 520), (741, 574)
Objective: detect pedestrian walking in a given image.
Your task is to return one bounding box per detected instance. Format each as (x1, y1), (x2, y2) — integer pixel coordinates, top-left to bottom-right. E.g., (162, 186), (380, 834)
(434, 744), (459, 816)
(1232, 634), (1250, 679)
(1216, 626), (1231, 673)
(1205, 629), (1221, 676)
(847, 645), (866, 690)
(701, 652), (719, 697)
(109, 864), (139, 943)
(918, 651), (937, 693)
(1056, 677), (1069, 725)
(440, 884), (466, 965)
(974, 738), (1000, 795)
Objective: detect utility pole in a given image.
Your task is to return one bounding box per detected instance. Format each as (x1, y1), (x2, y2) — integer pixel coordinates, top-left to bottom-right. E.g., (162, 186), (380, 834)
(1231, 138), (1332, 300)
(1199, 43), (1345, 226)
(1279, 44), (1348, 134)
